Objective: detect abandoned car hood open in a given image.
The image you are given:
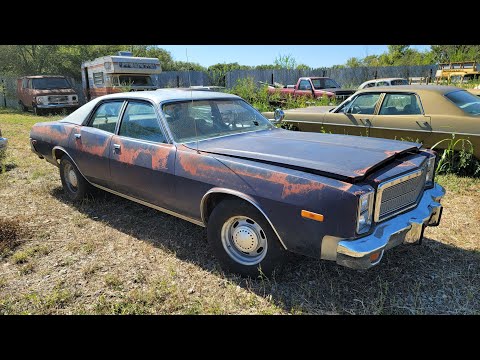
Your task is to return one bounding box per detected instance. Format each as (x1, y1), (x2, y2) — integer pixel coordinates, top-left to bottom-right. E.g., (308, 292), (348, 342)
(193, 129), (421, 182)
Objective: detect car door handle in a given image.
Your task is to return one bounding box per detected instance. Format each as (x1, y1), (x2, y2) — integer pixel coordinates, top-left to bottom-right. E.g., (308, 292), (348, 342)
(360, 119), (372, 126)
(113, 144), (121, 153)
(74, 133), (81, 139)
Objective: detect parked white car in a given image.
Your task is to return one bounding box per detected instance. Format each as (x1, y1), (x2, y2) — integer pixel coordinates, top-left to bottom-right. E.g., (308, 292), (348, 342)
(359, 78), (409, 89)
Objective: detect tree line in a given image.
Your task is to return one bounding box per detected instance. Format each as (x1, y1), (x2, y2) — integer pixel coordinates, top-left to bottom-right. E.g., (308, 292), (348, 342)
(0, 45), (479, 81)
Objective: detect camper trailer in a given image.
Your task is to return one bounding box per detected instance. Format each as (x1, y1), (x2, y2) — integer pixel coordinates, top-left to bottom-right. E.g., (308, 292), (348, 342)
(81, 51), (161, 101)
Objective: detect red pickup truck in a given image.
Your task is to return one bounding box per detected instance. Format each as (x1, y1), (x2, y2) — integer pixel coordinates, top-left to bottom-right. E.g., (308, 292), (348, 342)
(267, 77), (355, 102)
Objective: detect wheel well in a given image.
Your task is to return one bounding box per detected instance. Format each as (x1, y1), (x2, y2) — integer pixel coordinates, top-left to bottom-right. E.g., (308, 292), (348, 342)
(53, 148), (66, 164)
(203, 193), (238, 224)
(202, 191), (288, 250)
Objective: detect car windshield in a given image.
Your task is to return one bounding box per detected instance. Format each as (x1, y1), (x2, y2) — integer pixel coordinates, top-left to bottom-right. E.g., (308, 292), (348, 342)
(445, 90), (480, 116)
(116, 75), (153, 86)
(311, 78), (340, 89)
(162, 99), (274, 143)
(32, 78), (70, 89)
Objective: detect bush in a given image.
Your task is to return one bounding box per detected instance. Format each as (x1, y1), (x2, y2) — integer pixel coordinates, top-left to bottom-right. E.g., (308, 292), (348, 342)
(228, 77), (338, 112)
(431, 134), (480, 177)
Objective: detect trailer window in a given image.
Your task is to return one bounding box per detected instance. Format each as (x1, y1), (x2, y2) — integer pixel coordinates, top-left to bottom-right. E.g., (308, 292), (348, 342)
(93, 72), (104, 86)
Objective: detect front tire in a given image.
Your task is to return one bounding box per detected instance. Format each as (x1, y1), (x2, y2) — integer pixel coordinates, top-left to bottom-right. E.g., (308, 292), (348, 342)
(59, 157), (89, 201)
(207, 198), (286, 277)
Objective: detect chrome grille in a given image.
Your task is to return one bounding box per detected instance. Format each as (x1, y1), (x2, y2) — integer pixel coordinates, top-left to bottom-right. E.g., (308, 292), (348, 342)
(48, 95), (69, 103)
(374, 166), (427, 222)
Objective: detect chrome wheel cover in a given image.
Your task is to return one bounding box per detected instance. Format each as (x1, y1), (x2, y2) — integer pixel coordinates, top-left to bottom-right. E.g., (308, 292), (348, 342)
(220, 216), (268, 265)
(63, 162), (78, 193)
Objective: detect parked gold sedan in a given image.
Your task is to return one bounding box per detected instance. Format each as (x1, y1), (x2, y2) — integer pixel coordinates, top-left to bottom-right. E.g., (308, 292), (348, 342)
(266, 85), (480, 159)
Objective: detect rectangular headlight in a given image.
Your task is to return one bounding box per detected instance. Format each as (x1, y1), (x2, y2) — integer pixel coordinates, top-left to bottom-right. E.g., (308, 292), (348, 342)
(357, 189), (375, 234)
(425, 155), (436, 188)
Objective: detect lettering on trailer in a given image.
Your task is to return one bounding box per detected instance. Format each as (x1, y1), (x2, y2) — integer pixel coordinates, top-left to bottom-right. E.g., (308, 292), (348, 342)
(118, 62), (157, 69)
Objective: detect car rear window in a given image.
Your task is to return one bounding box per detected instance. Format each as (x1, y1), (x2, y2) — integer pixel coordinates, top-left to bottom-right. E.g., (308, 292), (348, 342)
(445, 90), (480, 116)
(391, 79), (409, 85)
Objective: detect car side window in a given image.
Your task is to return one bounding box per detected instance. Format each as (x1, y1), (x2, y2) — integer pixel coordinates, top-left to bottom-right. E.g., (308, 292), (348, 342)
(119, 101), (166, 143)
(89, 101), (123, 133)
(298, 80), (312, 90)
(345, 93), (381, 114)
(376, 81), (389, 86)
(379, 93), (422, 115)
(364, 82), (376, 88)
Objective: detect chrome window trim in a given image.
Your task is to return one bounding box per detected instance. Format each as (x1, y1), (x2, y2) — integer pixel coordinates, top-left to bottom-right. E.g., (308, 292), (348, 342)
(373, 165), (426, 223)
(200, 187), (288, 250)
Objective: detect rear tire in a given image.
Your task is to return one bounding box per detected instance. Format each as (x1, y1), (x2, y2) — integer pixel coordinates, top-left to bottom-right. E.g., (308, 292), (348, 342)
(59, 157), (89, 202)
(207, 198), (286, 278)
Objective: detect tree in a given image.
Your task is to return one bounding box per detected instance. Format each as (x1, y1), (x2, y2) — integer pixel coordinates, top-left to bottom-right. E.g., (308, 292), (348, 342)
(346, 57), (363, 67)
(274, 54), (297, 70)
(296, 64), (311, 70)
(430, 45), (480, 63)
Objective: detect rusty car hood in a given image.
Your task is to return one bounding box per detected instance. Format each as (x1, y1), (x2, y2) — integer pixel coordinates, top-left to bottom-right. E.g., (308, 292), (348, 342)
(193, 129), (421, 182)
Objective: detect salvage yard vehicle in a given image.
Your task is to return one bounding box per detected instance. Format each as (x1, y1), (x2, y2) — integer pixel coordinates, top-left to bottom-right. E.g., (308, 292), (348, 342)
(266, 85), (480, 160)
(81, 51), (161, 101)
(30, 89), (445, 277)
(435, 61), (480, 84)
(359, 78), (409, 89)
(17, 75), (80, 115)
(267, 77), (355, 102)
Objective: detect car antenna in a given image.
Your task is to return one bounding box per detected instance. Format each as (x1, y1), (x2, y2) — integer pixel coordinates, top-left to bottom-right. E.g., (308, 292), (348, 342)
(186, 48), (200, 154)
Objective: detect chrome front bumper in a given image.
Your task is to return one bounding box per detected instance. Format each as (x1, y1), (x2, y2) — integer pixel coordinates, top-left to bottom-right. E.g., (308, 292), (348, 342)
(37, 103), (79, 109)
(336, 183), (445, 270)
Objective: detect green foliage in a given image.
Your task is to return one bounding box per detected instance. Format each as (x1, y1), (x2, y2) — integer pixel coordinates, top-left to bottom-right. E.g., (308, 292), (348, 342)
(274, 54), (297, 70)
(431, 45), (480, 63)
(341, 45), (434, 68)
(228, 77), (337, 113)
(431, 134), (480, 177)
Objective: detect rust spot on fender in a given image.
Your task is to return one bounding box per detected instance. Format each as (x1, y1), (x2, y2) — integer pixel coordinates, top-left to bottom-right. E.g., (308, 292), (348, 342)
(398, 160), (416, 167)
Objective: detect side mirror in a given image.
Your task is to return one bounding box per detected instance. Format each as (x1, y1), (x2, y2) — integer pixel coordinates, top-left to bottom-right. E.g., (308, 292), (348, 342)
(273, 108), (285, 124)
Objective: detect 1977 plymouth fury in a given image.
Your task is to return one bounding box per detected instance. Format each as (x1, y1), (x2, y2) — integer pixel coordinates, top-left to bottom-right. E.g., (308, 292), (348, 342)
(29, 89), (445, 276)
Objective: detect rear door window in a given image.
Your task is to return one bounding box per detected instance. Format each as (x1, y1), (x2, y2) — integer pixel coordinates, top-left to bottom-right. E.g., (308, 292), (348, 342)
(89, 101), (124, 133)
(379, 93), (422, 115)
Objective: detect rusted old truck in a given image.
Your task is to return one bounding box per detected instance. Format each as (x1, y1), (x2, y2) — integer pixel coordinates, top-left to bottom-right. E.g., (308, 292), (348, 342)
(267, 77), (355, 102)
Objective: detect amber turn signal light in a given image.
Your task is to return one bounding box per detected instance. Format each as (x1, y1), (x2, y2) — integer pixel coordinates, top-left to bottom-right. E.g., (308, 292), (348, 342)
(369, 252), (381, 262)
(301, 210), (324, 222)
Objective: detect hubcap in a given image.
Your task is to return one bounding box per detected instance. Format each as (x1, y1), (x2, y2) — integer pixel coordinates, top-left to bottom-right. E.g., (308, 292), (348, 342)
(63, 163), (78, 193)
(68, 169), (78, 188)
(233, 226), (258, 252)
(221, 216), (268, 266)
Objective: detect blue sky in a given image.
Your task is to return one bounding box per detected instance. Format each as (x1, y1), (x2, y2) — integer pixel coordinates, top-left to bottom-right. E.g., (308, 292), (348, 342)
(158, 45), (430, 68)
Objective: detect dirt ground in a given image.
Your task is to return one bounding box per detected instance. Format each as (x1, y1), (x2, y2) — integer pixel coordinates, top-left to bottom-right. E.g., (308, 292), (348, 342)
(0, 109), (479, 314)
